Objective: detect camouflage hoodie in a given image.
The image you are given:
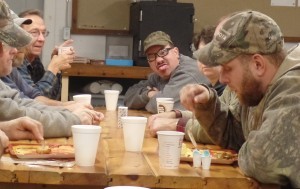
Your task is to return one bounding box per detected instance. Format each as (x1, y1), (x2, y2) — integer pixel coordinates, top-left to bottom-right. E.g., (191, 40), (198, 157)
(194, 44), (300, 188)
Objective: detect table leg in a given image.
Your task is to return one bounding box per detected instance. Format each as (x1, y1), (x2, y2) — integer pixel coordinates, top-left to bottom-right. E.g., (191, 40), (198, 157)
(61, 75), (69, 102)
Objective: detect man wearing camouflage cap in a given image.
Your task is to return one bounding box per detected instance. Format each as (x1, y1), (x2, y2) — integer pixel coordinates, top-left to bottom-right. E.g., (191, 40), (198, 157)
(180, 10), (300, 187)
(124, 31), (209, 113)
(0, 0), (41, 158)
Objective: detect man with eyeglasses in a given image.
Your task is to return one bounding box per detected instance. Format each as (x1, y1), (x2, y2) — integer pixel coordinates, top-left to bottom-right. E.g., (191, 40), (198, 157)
(17, 9), (74, 100)
(0, 10), (94, 112)
(124, 31), (209, 113)
(0, 0), (104, 157)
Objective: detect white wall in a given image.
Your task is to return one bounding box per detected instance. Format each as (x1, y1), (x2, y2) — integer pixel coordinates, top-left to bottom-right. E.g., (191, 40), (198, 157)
(6, 0), (43, 13)
(43, 0), (107, 66)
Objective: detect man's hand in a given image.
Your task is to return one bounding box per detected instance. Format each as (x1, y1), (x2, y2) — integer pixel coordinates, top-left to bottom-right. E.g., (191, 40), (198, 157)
(147, 114), (178, 137)
(180, 84), (210, 111)
(62, 101), (93, 112)
(0, 117), (44, 142)
(48, 52), (74, 74)
(147, 86), (159, 98)
(51, 39), (74, 58)
(72, 109), (104, 125)
(0, 130), (9, 158)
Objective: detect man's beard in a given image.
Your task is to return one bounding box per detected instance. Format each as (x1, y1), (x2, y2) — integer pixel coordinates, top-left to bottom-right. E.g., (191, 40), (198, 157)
(237, 67), (264, 106)
(13, 56), (24, 67)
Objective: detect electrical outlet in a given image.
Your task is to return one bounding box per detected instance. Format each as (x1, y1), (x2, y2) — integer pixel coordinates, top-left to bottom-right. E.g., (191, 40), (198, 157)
(63, 27), (71, 40)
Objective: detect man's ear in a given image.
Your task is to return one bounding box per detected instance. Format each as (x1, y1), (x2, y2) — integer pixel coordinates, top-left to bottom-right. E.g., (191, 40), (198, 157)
(0, 43), (4, 56)
(172, 47), (179, 57)
(251, 54), (266, 77)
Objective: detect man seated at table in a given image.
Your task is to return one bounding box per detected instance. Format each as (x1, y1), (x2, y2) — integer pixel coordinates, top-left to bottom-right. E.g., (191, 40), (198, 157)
(124, 31), (210, 113)
(0, 0), (104, 139)
(1, 12), (92, 112)
(17, 9), (73, 100)
(180, 10), (300, 187)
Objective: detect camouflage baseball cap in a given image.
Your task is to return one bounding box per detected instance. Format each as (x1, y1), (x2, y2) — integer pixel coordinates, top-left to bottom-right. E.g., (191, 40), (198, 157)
(143, 31), (173, 53)
(193, 10), (284, 66)
(0, 0), (32, 48)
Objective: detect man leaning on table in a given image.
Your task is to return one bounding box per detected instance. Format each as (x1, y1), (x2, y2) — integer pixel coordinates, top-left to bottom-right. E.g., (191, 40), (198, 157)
(1, 10), (93, 112)
(0, 0), (44, 157)
(180, 10), (300, 187)
(0, 0), (104, 157)
(124, 31), (209, 113)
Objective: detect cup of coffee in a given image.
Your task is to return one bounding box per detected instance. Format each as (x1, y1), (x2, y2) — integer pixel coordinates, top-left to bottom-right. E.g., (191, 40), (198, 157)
(71, 125), (102, 166)
(121, 116), (147, 152)
(73, 94), (92, 105)
(104, 90), (120, 111)
(156, 98), (174, 113)
(58, 46), (73, 55)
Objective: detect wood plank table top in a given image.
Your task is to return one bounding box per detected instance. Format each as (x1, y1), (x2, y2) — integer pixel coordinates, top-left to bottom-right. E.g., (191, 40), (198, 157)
(0, 107), (280, 189)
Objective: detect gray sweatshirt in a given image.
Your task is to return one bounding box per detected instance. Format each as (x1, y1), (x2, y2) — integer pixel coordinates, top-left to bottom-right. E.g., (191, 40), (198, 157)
(0, 80), (80, 138)
(124, 55), (209, 113)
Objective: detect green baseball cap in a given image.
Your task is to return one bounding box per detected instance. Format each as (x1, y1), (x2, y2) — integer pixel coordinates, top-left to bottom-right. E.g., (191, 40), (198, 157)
(143, 31), (173, 53)
(0, 0), (33, 48)
(193, 10), (284, 66)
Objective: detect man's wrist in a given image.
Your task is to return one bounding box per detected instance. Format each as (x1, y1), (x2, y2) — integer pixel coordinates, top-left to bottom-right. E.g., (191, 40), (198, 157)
(147, 88), (156, 98)
(47, 66), (59, 75)
(200, 83), (214, 102)
(176, 117), (189, 132)
(172, 109), (182, 118)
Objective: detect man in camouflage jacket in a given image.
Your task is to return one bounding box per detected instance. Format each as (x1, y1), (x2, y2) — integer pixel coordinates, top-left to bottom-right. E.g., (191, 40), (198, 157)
(180, 10), (300, 187)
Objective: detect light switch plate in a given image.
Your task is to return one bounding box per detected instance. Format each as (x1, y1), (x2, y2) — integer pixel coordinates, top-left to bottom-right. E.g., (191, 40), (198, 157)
(63, 27), (71, 40)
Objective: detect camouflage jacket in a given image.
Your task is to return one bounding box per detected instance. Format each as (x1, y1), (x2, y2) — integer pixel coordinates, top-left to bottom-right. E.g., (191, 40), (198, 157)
(179, 87), (240, 148)
(194, 44), (300, 187)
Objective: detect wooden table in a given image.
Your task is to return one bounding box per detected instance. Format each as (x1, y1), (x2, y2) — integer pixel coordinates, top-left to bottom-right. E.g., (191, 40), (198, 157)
(0, 108), (280, 189)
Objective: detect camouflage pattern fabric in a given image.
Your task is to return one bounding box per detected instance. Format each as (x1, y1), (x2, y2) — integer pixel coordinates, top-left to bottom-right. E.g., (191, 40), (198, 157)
(194, 44), (300, 187)
(0, 0), (32, 48)
(143, 31), (174, 53)
(194, 10), (284, 66)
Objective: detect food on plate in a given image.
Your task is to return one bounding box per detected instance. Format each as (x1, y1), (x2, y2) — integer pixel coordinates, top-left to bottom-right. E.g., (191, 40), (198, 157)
(51, 145), (74, 154)
(9, 143), (75, 159)
(181, 143), (193, 157)
(210, 150), (237, 160)
(36, 146), (51, 154)
(12, 144), (43, 155)
(180, 143), (238, 164)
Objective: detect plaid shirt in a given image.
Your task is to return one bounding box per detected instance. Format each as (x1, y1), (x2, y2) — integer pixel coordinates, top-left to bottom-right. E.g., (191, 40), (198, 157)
(1, 68), (41, 99)
(17, 57), (62, 100)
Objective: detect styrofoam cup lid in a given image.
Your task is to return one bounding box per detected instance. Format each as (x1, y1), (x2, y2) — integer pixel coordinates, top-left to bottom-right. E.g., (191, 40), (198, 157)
(72, 125), (102, 134)
(157, 131), (185, 136)
(104, 90), (119, 94)
(121, 116), (147, 124)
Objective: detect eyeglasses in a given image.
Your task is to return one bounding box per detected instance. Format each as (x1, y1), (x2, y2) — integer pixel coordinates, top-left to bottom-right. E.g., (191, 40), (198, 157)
(146, 47), (174, 62)
(28, 29), (50, 38)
